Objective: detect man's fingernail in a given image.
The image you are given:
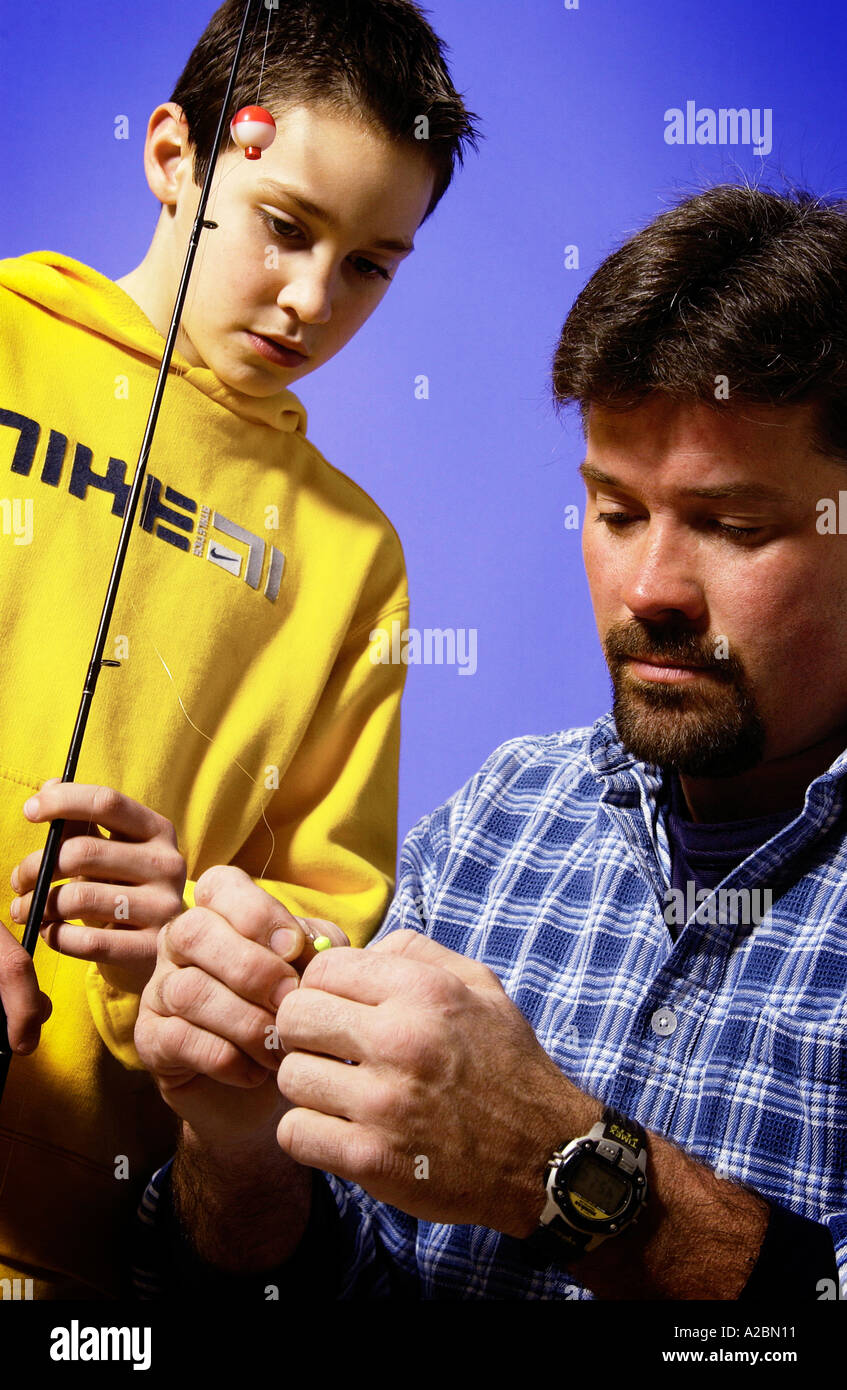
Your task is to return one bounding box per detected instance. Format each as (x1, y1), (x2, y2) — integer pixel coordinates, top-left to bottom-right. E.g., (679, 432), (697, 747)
(10, 868), (19, 892)
(23, 797), (39, 818)
(270, 928), (298, 956)
(9, 899), (21, 921)
(270, 976), (297, 1008)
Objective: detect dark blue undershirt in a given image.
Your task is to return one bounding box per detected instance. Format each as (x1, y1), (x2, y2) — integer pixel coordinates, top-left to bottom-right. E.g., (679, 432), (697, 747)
(662, 772), (838, 1298)
(666, 768), (800, 906)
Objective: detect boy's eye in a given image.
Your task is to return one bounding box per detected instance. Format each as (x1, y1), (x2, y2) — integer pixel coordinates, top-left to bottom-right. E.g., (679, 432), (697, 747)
(261, 211), (301, 240)
(348, 256), (393, 283)
(258, 210), (392, 282)
(257, 208), (389, 282)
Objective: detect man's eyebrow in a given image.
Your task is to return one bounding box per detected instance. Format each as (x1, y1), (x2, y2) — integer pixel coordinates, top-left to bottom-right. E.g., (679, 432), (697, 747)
(577, 462), (790, 502)
(254, 179), (415, 253)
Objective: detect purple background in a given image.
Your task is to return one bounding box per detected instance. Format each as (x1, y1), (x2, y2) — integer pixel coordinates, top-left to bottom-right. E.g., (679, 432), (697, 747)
(2, 0), (845, 848)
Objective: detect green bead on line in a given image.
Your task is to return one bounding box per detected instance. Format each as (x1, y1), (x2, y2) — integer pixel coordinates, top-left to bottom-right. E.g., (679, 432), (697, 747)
(313, 936), (333, 952)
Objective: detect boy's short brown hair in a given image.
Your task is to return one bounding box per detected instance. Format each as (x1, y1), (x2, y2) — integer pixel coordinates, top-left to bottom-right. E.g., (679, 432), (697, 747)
(171, 0), (480, 221)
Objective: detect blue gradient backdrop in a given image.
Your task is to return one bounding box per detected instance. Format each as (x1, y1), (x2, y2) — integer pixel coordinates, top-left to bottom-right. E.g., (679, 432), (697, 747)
(2, 0), (845, 848)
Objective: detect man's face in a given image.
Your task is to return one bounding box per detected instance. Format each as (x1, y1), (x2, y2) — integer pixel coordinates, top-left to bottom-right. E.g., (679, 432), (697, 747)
(164, 103), (435, 395)
(581, 396), (847, 777)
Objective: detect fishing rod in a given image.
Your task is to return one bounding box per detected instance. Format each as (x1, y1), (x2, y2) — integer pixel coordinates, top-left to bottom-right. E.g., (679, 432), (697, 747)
(0, 0), (278, 1101)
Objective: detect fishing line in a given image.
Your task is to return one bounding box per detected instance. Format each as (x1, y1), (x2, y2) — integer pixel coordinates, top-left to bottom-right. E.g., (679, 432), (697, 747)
(124, 590), (278, 881)
(170, 159), (247, 376)
(256, 3), (274, 106)
(164, 0), (270, 377)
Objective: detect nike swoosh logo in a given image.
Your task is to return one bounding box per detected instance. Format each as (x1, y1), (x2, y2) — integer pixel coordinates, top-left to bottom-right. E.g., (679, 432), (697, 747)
(210, 547), (237, 562)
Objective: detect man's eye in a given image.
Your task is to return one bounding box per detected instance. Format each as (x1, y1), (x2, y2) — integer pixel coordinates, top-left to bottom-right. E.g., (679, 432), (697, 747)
(348, 256), (393, 283)
(714, 522), (764, 538)
(595, 512), (764, 541)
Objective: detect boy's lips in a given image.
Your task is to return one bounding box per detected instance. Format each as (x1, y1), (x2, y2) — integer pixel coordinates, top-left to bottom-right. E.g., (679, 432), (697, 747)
(248, 332), (311, 367)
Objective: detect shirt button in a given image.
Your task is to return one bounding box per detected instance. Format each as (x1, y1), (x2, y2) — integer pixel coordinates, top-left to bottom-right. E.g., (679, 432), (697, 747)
(651, 1007), (677, 1037)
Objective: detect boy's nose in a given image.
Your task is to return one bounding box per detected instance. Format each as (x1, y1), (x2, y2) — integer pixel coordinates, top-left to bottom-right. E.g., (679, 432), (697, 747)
(277, 263), (334, 325)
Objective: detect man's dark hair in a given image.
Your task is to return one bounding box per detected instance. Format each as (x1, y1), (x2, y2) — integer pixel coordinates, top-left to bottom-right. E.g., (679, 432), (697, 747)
(552, 184), (847, 461)
(171, 0), (480, 222)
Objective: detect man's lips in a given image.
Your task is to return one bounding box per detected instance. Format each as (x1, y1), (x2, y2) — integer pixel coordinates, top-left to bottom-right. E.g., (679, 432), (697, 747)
(624, 656), (715, 683)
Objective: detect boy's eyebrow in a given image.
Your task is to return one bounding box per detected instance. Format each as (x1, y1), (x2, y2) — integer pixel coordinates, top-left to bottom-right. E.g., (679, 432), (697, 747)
(577, 461), (790, 502)
(254, 179), (415, 253)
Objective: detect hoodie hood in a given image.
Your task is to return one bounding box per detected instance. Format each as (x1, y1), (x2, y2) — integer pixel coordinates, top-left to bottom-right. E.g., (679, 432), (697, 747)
(0, 251), (308, 434)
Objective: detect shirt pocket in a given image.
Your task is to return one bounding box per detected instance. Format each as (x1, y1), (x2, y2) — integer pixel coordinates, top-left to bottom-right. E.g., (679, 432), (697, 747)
(739, 1006), (847, 1219)
(750, 1006), (847, 1090)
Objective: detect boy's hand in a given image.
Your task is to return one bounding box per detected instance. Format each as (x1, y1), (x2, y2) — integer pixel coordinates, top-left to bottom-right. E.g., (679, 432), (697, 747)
(135, 865), (349, 1147)
(10, 779), (187, 995)
(0, 919), (53, 1055)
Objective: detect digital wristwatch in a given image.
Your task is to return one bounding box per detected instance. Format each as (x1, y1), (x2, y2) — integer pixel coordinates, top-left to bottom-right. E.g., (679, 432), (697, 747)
(529, 1107), (649, 1261)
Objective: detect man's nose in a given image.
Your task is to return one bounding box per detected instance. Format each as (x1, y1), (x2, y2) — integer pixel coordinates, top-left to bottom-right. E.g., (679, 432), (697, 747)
(277, 257), (334, 325)
(619, 522), (706, 623)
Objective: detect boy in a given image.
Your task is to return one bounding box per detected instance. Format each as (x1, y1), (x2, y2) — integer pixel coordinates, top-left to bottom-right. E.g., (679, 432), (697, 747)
(0, 0), (477, 1296)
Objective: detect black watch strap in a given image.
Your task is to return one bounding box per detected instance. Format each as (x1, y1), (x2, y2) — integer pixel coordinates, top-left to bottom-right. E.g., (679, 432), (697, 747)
(526, 1107), (649, 1265)
(599, 1107), (648, 1161)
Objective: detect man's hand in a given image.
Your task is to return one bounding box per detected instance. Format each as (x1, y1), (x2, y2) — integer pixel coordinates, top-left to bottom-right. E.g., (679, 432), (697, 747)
(275, 929), (598, 1236)
(277, 930), (770, 1297)
(135, 865), (348, 1149)
(9, 779), (187, 997)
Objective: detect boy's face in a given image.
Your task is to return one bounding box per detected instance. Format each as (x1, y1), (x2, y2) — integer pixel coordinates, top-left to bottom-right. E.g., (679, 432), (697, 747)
(143, 103), (435, 395)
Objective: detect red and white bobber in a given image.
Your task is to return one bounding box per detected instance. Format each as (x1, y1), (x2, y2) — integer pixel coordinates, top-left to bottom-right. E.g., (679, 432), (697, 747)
(230, 106), (277, 160)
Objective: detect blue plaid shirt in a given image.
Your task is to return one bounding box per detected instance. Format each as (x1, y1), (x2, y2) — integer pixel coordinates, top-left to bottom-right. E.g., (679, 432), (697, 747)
(136, 713), (847, 1299)
(318, 713), (847, 1298)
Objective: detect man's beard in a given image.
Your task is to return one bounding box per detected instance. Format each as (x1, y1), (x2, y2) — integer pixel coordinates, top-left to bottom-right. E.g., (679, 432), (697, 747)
(604, 620), (767, 778)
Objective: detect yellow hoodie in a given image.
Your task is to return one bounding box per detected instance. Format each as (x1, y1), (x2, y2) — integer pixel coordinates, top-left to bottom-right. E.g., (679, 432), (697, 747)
(0, 252), (407, 1295)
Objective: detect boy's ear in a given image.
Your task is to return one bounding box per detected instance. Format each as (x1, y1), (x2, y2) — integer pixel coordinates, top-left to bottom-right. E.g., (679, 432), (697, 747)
(142, 103), (197, 207)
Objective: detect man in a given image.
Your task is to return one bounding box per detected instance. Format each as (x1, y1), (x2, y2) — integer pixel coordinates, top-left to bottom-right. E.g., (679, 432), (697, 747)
(134, 184), (847, 1299)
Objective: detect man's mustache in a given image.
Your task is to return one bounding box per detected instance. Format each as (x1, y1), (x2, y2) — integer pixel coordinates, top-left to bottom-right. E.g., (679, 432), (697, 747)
(604, 623), (742, 681)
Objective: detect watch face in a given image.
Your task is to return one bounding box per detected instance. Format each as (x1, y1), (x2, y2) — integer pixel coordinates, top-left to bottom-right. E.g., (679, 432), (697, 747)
(564, 1153), (631, 1222)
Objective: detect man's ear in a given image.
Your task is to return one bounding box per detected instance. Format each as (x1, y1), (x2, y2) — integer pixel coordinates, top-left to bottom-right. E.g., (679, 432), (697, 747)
(141, 102), (195, 207)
